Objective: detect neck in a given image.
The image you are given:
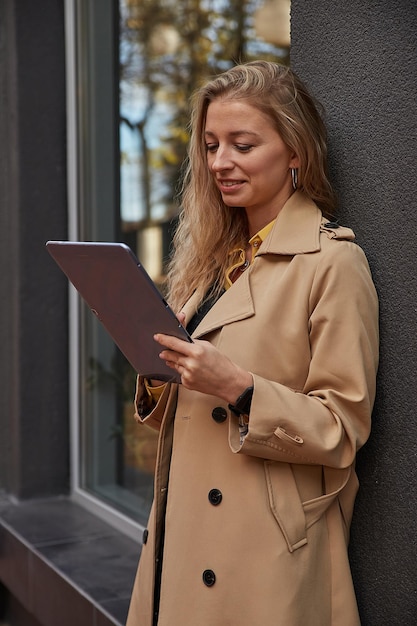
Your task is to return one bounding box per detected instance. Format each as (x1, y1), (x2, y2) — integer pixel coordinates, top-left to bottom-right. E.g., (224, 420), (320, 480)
(246, 209), (280, 239)
(245, 191), (294, 238)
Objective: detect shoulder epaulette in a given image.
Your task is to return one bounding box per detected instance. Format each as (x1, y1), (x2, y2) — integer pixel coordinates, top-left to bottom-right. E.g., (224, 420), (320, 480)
(320, 220), (355, 241)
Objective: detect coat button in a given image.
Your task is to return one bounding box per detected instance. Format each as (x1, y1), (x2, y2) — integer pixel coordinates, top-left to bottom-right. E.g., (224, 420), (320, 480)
(202, 569), (216, 587)
(208, 488), (223, 506)
(142, 529), (149, 544)
(212, 407), (227, 423)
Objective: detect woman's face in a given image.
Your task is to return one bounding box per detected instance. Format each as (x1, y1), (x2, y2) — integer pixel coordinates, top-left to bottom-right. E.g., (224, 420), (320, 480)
(204, 99), (299, 227)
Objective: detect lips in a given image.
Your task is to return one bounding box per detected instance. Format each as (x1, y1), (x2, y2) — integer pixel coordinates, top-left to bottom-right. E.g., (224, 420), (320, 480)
(217, 179), (245, 192)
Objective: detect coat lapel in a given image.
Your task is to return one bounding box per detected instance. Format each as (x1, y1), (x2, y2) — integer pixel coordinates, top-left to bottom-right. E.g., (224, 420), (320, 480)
(191, 269), (254, 339)
(183, 192), (323, 339)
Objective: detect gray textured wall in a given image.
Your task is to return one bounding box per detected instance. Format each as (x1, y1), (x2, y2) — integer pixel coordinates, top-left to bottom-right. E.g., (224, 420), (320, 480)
(291, 1), (417, 624)
(0, 0), (69, 498)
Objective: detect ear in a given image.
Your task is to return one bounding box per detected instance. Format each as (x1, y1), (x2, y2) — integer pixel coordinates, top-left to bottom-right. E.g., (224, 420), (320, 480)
(289, 152), (300, 169)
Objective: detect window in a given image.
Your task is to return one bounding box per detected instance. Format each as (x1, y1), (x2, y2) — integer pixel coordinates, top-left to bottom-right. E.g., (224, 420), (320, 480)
(68, 0), (290, 535)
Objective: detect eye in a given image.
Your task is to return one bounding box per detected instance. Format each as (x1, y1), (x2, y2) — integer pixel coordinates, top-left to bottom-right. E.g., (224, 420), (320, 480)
(235, 144), (253, 152)
(206, 143), (218, 153)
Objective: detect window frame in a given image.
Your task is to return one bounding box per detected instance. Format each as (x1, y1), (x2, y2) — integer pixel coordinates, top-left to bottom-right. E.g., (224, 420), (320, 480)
(65, 0), (144, 542)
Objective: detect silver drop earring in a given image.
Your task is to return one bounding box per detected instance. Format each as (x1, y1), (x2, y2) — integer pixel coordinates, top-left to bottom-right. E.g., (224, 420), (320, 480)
(291, 167), (298, 191)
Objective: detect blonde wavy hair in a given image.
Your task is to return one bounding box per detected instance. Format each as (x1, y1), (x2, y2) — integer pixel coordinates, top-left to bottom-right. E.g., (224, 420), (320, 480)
(166, 60), (336, 312)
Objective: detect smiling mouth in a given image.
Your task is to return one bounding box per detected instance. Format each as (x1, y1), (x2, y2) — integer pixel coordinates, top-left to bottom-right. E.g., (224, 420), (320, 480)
(218, 180), (245, 189)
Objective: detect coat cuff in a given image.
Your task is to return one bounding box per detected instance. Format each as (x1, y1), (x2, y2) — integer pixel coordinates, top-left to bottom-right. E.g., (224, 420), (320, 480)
(134, 375), (173, 430)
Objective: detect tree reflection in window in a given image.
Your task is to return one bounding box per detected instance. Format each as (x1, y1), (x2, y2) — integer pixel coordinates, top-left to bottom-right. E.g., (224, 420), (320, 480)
(119, 0), (290, 233)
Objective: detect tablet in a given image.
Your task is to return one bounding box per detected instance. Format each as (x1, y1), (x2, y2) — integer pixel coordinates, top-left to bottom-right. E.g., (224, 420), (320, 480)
(46, 241), (192, 382)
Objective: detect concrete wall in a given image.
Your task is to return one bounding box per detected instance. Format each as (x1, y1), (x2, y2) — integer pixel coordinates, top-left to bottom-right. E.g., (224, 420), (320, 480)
(0, 0), (69, 499)
(291, 1), (417, 624)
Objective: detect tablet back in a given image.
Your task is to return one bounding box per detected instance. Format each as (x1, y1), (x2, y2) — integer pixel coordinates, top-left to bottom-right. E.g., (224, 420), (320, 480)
(46, 241), (191, 382)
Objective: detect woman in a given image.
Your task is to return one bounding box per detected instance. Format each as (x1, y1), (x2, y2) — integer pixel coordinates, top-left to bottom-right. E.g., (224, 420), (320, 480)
(126, 61), (379, 626)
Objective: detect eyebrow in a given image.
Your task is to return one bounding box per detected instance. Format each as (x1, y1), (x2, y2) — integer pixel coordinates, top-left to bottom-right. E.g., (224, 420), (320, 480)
(204, 130), (261, 139)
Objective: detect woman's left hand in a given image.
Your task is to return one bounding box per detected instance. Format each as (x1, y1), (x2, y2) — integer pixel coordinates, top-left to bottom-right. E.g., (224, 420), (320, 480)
(154, 331), (253, 404)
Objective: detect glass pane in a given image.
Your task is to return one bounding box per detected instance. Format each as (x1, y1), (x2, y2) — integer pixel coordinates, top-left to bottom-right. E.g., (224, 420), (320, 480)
(119, 0), (291, 230)
(79, 0), (290, 526)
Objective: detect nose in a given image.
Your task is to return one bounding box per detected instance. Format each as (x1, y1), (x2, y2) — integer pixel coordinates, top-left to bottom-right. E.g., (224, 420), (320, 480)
(210, 146), (234, 172)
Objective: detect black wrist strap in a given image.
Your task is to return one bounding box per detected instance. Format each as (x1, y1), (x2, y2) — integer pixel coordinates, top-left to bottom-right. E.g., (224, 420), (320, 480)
(228, 386), (254, 417)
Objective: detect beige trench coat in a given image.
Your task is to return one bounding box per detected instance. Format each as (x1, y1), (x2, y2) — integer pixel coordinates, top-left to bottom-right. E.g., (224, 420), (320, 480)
(126, 192), (379, 626)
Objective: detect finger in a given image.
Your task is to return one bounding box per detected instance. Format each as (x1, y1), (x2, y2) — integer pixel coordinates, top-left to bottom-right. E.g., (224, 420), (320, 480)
(163, 357), (179, 371)
(158, 349), (178, 362)
(177, 311), (186, 325)
(154, 333), (193, 356)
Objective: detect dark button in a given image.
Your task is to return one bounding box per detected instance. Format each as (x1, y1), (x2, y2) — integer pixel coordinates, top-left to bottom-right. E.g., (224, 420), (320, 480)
(202, 569), (216, 587)
(208, 488), (223, 506)
(142, 528), (149, 544)
(324, 221), (339, 229)
(212, 406), (227, 423)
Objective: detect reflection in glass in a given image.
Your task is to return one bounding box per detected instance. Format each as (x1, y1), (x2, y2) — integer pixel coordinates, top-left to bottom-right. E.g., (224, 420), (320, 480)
(119, 0), (290, 230)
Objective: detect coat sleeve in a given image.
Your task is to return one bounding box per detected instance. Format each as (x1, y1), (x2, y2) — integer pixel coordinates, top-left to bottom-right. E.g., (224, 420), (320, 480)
(229, 241), (379, 469)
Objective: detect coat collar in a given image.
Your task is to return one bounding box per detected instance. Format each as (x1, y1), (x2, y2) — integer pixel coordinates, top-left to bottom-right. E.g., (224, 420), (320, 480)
(183, 192), (323, 338)
(257, 191), (322, 256)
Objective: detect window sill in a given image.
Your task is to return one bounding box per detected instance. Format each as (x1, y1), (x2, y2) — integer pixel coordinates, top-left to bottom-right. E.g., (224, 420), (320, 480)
(0, 494), (141, 626)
